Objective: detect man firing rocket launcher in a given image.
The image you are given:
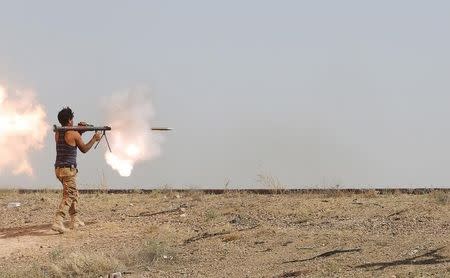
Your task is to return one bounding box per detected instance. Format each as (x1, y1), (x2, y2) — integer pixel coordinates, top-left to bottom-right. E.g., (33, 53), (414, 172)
(51, 106), (171, 234)
(53, 123), (172, 152)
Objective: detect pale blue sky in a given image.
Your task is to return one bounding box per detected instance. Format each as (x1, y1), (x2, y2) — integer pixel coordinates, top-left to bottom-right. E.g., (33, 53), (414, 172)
(1, 1), (450, 188)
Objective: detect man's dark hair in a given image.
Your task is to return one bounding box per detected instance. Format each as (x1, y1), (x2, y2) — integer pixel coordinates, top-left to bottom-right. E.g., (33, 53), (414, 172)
(58, 107), (74, 126)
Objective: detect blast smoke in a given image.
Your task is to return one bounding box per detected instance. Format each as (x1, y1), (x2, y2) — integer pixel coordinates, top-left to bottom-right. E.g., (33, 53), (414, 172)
(0, 85), (49, 176)
(104, 89), (162, 177)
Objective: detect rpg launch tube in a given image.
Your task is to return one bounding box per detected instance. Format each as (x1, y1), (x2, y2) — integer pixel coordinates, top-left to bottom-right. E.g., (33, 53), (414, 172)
(151, 127), (173, 131)
(53, 125), (112, 132)
(53, 125), (172, 132)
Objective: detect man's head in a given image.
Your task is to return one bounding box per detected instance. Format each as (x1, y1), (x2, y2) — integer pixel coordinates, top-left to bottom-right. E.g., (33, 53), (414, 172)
(57, 107), (74, 126)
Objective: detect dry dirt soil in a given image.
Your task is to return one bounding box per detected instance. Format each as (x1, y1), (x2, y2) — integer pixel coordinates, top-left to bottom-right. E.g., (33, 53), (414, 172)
(0, 190), (449, 277)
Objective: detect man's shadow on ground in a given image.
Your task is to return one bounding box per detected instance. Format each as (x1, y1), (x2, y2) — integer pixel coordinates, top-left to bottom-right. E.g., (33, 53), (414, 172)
(0, 221), (97, 238)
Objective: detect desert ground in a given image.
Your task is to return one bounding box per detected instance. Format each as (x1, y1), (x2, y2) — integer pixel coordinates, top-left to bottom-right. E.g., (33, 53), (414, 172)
(0, 189), (449, 278)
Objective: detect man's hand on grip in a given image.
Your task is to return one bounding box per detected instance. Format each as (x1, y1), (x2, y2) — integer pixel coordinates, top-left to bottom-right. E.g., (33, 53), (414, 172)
(93, 132), (102, 142)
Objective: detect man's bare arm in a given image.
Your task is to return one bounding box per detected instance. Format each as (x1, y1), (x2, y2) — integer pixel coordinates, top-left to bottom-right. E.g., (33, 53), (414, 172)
(74, 132), (101, 153)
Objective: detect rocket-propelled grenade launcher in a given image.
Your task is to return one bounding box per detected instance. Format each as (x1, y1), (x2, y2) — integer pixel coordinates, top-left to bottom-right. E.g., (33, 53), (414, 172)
(53, 123), (172, 152)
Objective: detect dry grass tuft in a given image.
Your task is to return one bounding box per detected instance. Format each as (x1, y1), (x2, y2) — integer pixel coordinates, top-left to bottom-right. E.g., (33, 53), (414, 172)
(430, 190), (449, 205)
(222, 234), (241, 242)
(362, 189), (379, 198)
(121, 239), (174, 269)
(0, 264), (46, 278)
(205, 209), (219, 221)
(188, 190), (204, 202)
(257, 174), (285, 194)
(49, 246), (64, 261)
(2, 251), (123, 278)
(323, 186), (348, 198)
(48, 251), (124, 278)
(140, 240), (172, 261)
(2, 238), (176, 278)
(324, 189), (343, 198)
(132, 188), (144, 194)
(148, 189), (164, 199)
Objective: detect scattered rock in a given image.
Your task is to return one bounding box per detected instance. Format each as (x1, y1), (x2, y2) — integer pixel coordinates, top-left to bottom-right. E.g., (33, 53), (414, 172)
(230, 215), (242, 224)
(163, 255), (174, 260)
(282, 241), (294, 247)
(277, 270), (310, 278)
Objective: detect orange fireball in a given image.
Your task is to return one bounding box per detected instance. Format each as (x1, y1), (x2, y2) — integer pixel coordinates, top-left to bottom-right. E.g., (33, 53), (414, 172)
(0, 85), (49, 175)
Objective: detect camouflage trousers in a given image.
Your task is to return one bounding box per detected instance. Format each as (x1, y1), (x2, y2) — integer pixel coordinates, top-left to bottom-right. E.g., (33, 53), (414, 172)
(55, 167), (79, 218)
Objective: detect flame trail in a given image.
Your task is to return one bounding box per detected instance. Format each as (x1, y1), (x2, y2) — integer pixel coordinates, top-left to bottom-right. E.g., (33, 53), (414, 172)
(104, 89), (162, 177)
(0, 85), (49, 176)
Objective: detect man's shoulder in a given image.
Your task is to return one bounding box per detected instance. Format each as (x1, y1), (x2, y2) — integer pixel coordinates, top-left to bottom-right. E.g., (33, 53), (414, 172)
(66, 130), (81, 139)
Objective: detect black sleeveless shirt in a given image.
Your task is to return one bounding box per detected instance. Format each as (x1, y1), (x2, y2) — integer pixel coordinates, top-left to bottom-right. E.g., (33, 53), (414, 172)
(55, 131), (77, 168)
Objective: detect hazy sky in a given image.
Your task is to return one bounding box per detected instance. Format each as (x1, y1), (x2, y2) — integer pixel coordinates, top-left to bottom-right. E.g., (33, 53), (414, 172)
(1, 1), (450, 189)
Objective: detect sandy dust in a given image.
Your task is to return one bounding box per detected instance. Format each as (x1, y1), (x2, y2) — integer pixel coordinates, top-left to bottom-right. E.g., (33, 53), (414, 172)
(0, 190), (449, 277)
